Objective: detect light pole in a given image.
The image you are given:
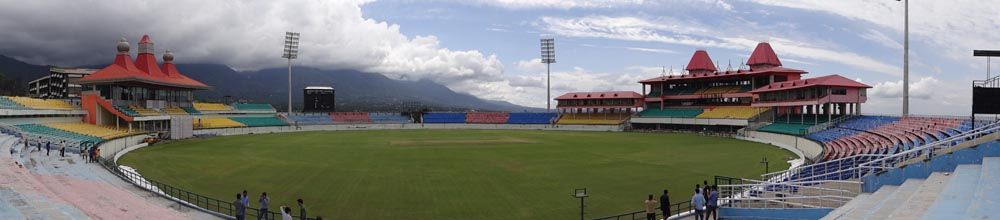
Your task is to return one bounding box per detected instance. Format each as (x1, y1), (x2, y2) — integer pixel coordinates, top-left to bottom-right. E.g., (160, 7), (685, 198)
(283, 31), (300, 114)
(898, 0), (909, 116)
(572, 188), (588, 220)
(541, 38), (556, 112)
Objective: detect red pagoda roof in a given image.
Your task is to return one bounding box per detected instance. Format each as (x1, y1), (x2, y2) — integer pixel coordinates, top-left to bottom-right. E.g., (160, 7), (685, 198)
(686, 50), (717, 72)
(555, 91), (642, 100)
(79, 35), (209, 89)
(749, 74), (870, 93)
(747, 42), (782, 67)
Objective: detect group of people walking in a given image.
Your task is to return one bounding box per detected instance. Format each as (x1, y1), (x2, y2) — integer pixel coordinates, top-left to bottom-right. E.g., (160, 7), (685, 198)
(21, 136), (100, 163)
(232, 190), (316, 220)
(643, 180), (719, 220)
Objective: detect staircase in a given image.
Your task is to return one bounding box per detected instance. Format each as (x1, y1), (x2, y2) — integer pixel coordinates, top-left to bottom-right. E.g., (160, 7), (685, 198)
(822, 143), (1000, 219)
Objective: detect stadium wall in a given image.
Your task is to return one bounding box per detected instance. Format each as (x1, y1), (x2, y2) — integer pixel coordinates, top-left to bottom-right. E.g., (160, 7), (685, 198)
(738, 130), (823, 163)
(192, 124), (622, 136)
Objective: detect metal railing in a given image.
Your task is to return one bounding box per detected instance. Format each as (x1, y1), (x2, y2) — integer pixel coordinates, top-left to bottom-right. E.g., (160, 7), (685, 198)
(805, 114), (857, 134)
(719, 178), (859, 209)
(592, 200), (692, 220)
(97, 145), (318, 220)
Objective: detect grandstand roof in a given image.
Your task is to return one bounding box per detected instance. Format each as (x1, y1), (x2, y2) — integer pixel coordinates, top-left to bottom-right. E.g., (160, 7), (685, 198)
(79, 35), (209, 90)
(686, 50), (717, 72)
(750, 74), (871, 93)
(747, 42), (782, 67)
(638, 66), (806, 83)
(305, 86), (334, 90)
(555, 91), (642, 100)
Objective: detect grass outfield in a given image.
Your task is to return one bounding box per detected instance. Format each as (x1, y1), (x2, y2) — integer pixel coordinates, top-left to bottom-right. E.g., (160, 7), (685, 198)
(119, 130), (794, 219)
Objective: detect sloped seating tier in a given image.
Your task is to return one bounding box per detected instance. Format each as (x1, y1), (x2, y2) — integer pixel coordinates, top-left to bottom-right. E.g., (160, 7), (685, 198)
(465, 112), (509, 124)
(808, 116), (973, 161)
(164, 106), (188, 115)
(228, 117), (287, 127)
(556, 113), (630, 125)
(128, 105), (161, 116)
(0, 96), (27, 109)
(507, 113), (557, 124)
(286, 114), (334, 125)
(369, 112), (410, 123)
(44, 123), (133, 140)
(181, 107), (201, 114)
(758, 123), (813, 136)
(637, 108), (704, 118)
(5, 96), (75, 110)
(696, 106), (766, 119)
(232, 103), (275, 111)
(772, 114), (841, 125)
(330, 112), (372, 124)
(113, 105), (140, 117)
(194, 117), (246, 129)
(664, 87), (699, 95)
(192, 102), (231, 111)
(13, 124), (102, 144)
(423, 113), (467, 123)
(693, 86), (742, 95)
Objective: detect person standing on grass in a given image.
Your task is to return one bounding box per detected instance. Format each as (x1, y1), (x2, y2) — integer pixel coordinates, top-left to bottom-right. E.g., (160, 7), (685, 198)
(297, 199), (306, 220)
(644, 194), (658, 220)
(258, 192), (270, 220)
(660, 189), (670, 219)
(691, 187), (706, 220)
(707, 185), (719, 220)
(234, 193), (246, 220)
(280, 206), (293, 220)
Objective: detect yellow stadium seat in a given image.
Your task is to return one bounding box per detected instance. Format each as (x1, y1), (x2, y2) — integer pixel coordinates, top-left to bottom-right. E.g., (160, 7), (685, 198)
(556, 113), (630, 125)
(193, 118), (246, 129)
(45, 122), (136, 140)
(193, 102), (231, 111)
(164, 106), (188, 115)
(696, 106), (767, 119)
(5, 96), (76, 110)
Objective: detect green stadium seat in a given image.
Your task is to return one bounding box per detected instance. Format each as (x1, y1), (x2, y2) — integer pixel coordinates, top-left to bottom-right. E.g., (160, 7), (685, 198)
(637, 108), (704, 118)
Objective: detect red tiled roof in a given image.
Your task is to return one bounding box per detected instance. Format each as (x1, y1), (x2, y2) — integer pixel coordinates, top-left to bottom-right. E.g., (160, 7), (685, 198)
(686, 50), (717, 72)
(749, 74), (871, 93)
(555, 91), (642, 100)
(747, 42), (782, 67)
(639, 66), (806, 83)
(79, 35), (209, 89)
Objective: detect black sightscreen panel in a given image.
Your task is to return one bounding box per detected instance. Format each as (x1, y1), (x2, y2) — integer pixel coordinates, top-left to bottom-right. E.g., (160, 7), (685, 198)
(973, 87), (1000, 114)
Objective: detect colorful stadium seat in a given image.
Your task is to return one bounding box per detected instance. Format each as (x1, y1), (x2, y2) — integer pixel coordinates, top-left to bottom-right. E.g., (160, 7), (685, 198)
(286, 114), (335, 125)
(0, 96), (27, 109)
(232, 103), (275, 111)
(696, 106), (766, 119)
(637, 108), (704, 118)
(423, 113), (466, 123)
(465, 112), (509, 124)
(369, 112), (410, 123)
(556, 113), (630, 125)
(228, 117), (287, 127)
(192, 102), (231, 111)
(507, 113), (557, 124)
(44, 122), (134, 140)
(194, 118), (245, 129)
(164, 106), (189, 115)
(5, 96), (75, 110)
(331, 112), (372, 124)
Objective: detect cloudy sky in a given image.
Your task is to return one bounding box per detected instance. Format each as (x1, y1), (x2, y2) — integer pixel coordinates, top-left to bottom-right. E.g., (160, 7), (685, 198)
(0, 0), (996, 116)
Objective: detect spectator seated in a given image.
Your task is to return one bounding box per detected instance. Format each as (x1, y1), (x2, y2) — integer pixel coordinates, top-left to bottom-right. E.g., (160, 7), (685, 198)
(232, 103), (275, 111)
(423, 112), (467, 123)
(557, 113), (630, 125)
(163, 106), (188, 115)
(5, 96), (75, 110)
(696, 106), (766, 119)
(507, 113), (557, 124)
(331, 112), (372, 124)
(194, 118), (246, 129)
(192, 102), (231, 111)
(44, 123), (134, 140)
(369, 112), (410, 123)
(466, 112), (509, 124)
(637, 108), (703, 118)
(228, 117), (287, 127)
(0, 96), (27, 109)
(286, 114), (334, 125)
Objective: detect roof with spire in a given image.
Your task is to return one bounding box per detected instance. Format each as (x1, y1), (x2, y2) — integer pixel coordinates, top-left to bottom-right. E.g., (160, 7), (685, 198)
(79, 35), (209, 89)
(685, 50), (717, 72)
(747, 42), (782, 67)
(555, 91), (642, 100)
(749, 74), (871, 93)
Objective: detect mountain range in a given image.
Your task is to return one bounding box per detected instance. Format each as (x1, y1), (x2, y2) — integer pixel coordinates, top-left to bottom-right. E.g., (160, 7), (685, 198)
(0, 55), (540, 112)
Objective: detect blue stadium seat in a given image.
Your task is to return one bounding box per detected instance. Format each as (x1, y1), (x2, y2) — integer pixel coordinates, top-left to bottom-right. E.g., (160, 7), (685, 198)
(507, 113), (557, 124)
(423, 113), (466, 123)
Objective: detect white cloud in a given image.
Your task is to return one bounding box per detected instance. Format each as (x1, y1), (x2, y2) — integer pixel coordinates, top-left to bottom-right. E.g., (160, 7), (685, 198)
(864, 76), (970, 116)
(869, 76), (939, 100)
(515, 58), (547, 73)
(623, 47), (677, 54)
(540, 15), (901, 76)
(858, 29), (903, 50)
(476, 0), (645, 9)
(627, 66), (682, 76)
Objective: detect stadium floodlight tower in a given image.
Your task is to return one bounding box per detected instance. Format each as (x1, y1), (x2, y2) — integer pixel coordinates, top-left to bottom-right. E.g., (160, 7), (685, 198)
(540, 38), (555, 111)
(283, 31), (300, 114)
(896, 0), (909, 116)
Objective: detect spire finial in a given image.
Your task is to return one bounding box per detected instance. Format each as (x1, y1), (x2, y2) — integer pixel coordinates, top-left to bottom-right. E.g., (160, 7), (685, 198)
(116, 37), (130, 54)
(163, 49), (174, 63)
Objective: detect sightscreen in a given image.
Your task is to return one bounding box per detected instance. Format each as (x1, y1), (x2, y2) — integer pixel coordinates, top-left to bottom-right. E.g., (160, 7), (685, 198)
(973, 87), (1000, 114)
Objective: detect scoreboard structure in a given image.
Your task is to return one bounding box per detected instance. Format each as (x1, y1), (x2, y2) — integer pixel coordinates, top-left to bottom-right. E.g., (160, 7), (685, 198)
(303, 86), (335, 112)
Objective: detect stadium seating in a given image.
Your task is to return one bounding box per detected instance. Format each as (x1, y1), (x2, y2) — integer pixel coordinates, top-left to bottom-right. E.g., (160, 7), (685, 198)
(696, 106), (766, 119)
(466, 112), (509, 124)
(194, 117), (246, 129)
(13, 124), (103, 144)
(758, 123), (813, 136)
(507, 113), (557, 124)
(0, 96), (27, 109)
(181, 106), (201, 114)
(803, 116), (974, 161)
(423, 112), (467, 123)
(128, 105), (161, 116)
(664, 87), (699, 95)
(369, 112), (410, 123)
(331, 112), (372, 124)
(113, 105), (140, 117)
(556, 113), (630, 125)
(5, 96), (75, 110)
(228, 117), (287, 127)
(44, 122), (134, 140)
(163, 106), (188, 115)
(694, 86), (742, 95)
(646, 90), (661, 97)
(232, 103), (275, 111)
(286, 114), (335, 125)
(637, 108), (704, 118)
(192, 102), (231, 111)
